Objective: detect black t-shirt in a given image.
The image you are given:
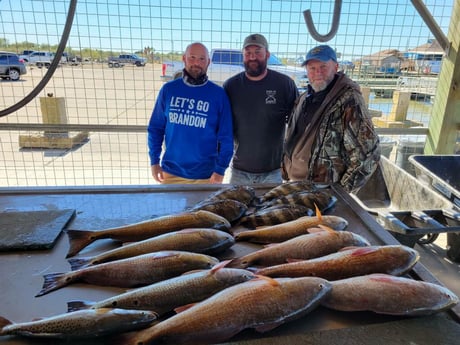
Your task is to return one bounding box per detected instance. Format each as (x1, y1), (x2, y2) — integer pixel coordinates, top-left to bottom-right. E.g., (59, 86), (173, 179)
(224, 69), (298, 173)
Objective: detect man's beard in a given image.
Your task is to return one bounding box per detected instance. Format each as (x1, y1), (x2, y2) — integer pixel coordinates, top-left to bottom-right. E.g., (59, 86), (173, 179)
(310, 74), (335, 92)
(310, 80), (328, 92)
(186, 66), (205, 79)
(244, 60), (267, 77)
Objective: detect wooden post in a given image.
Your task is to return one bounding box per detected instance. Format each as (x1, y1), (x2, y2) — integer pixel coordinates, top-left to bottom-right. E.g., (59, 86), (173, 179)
(388, 91), (410, 122)
(18, 95), (89, 149)
(361, 86), (370, 107)
(425, 0), (460, 154)
(40, 96), (68, 137)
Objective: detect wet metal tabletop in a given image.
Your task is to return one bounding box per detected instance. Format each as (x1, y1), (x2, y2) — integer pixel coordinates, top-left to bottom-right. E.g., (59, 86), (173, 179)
(0, 184), (459, 345)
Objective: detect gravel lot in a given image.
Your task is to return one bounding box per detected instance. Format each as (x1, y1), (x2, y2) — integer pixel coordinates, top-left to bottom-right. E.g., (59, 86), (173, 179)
(0, 63), (166, 187)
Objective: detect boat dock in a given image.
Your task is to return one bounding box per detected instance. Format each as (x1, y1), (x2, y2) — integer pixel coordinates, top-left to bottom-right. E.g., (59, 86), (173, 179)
(354, 75), (438, 99)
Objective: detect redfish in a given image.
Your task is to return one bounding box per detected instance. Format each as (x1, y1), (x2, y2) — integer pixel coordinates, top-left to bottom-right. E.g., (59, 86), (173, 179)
(228, 230), (370, 269)
(68, 263), (255, 316)
(0, 308), (156, 338)
(322, 273), (459, 316)
(67, 228), (234, 269)
(235, 214), (348, 243)
(65, 210), (230, 257)
(113, 277), (331, 345)
(256, 245), (419, 279)
(36, 251), (219, 297)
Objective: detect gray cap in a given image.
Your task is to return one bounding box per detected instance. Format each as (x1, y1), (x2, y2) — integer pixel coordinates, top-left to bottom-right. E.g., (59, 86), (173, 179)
(243, 34), (268, 50)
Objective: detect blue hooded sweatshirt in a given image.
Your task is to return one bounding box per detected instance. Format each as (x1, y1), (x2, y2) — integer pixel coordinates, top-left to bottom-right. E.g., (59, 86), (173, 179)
(148, 78), (233, 179)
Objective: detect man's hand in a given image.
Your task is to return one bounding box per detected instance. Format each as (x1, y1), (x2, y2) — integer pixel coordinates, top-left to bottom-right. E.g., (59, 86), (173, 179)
(151, 164), (164, 183)
(209, 172), (224, 184)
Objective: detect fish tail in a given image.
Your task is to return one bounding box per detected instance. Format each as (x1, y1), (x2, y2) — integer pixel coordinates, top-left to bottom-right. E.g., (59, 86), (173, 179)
(0, 316), (13, 333)
(65, 229), (97, 258)
(67, 257), (92, 270)
(35, 272), (73, 297)
(67, 300), (95, 312)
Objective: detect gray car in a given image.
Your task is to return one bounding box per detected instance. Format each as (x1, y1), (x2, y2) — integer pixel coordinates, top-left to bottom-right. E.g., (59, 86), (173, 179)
(0, 51), (27, 81)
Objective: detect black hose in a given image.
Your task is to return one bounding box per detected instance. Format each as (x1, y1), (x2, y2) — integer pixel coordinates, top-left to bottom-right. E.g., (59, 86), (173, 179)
(0, 0), (78, 118)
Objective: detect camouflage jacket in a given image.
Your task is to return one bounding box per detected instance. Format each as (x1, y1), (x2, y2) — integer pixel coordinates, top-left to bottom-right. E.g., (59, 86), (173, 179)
(283, 72), (380, 193)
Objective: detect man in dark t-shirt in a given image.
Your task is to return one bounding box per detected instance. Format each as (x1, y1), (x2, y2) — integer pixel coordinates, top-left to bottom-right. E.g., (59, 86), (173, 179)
(223, 33), (298, 184)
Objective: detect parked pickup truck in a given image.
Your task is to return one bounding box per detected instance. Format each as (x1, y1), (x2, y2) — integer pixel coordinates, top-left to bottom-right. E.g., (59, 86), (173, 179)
(19, 51), (66, 68)
(161, 48), (308, 90)
(108, 54), (146, 67)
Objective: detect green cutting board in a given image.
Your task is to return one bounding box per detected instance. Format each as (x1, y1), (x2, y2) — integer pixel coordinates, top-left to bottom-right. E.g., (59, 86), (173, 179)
(0, 209), (76, 251)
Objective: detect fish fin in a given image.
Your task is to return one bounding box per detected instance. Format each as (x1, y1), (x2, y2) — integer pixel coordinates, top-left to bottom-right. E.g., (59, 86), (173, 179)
(369, 273), (399, 283)
(314, 203), (322, 221)
(286, 258), (304, 263)
(245, 266), (258, 273)
(67, 300), (95, 312)
(350, 247), (378, 255)
(317, 224), (335, 233)
(307, 227), (324, 233)
(0, 316), (13, 329)
(65, 229), (96, 258)
(174, 303), (197, 314)
(181, 269), (205, 276)
(254, 275), (280, 286)
(35, 272), (75, 297)
(67, 257), (92, 271)
(226, 257), (248, 269)
(255, 321), (283, 333)
(211, 260), (231, 272)
(337, 246), (361, 252)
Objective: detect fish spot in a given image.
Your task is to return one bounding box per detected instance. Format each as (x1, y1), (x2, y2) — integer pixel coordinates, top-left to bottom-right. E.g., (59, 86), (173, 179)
(111, 301), (118, 307)
(134, 300), (139, 306)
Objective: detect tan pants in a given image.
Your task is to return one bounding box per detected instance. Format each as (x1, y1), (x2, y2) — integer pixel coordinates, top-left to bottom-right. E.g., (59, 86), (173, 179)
(161, 172), (211, 184)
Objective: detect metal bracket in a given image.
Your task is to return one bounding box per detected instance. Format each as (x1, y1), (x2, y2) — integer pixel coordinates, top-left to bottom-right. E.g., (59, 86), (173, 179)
(303, 0), (342, 42)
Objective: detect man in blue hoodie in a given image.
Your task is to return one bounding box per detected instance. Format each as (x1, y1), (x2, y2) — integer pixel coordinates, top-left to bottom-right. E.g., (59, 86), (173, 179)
(148, 42), (233, 184)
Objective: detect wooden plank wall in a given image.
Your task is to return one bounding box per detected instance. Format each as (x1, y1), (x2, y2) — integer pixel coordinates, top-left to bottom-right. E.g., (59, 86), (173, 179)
(425, 0), (460, 154)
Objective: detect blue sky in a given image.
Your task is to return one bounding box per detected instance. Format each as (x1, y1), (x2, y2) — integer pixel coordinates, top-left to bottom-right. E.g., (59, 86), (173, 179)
(0, 0), (453, 61)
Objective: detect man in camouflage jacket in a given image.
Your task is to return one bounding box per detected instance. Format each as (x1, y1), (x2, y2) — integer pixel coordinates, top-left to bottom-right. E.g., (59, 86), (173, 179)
(283, 45), (380, 193)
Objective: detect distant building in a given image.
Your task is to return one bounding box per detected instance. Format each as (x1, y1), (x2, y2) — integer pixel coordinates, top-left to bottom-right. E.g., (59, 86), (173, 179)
(360, 49), (403, 74)
(403, 39), (444, 74)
